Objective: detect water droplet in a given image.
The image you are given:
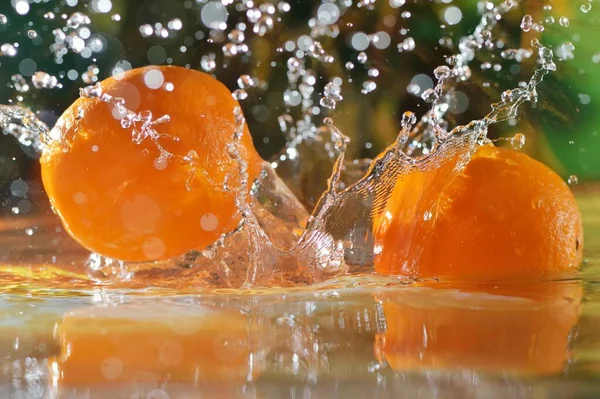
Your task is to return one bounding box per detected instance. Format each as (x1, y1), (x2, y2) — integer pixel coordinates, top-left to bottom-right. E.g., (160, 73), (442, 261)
(277, 114), (294, 134)
(168, 18), (183, 31)
(10, 179), (28, 197)
(278, 2), (291, 13)
(139, 24), (153, 37)
(13, 0), (29, 15)
(372, 31), (392, 49)
(520, 14), (533, 32)
(357, 52), (367, 64)
(283, 89), (302, 106)
(201, 1), (229, 30)
(350, 32), (369, 51)
(501, 90), (513, 103)
(361, 80), (376, 94)
(510, 133), (526, 149)
(32, 71), (60, 89)
(320, 81), (343, 110)
(222, 43), (238, 57)
(82, 64), (100, 84)
(500, 48), (532, 62)
(67, 12), (91, 29)
(237, 75), (258, 89)
(253, 15), (274, 36)
(287, 57), (301, 71)
(397, 37), (416, 52)
(434, 65), (451, 80)
(0, 14), (7, 24)
(568, 175), (579, 185)
(232, 89), (248, 101)
(578, 93), (591, 105)
(556, 42), (575, 61)
(421, 88), (437, 103)
(1, 43), (17, 57)
(444, 6), (463, 25)
(320, 97), (337, 110)
(200, 53), (217, 72)
(10, 74), (29, 92)
(581, 2), (592, 13)
(228, 29), (245, 44)
(317, 3), (340, 25)
(401, 111), (417, 129)
(559, 16), (570, 27)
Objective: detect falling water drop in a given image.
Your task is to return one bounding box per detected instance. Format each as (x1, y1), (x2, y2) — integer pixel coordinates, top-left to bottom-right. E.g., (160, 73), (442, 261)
(32, 72), (60, 89)
(361, 80), (376, 94)
(0, 43), (17, 57)
(200, 53), (217, 72)
(581, 2), (592, 13)
(521, 14), (533, 32)
(10, 74), (29, 92)
(237, 75), (258, 89)
(320, 81), (343, 110)
(232, 89), (248, 101)
(510, 133), (526, 149)
(568, 175), (579, 185)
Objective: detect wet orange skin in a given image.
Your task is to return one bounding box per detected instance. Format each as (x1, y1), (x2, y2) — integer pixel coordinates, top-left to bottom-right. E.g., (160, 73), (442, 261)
(373, 144), (583, 281)
(41, 66), (262, 262)
(375, 280), (582, 375)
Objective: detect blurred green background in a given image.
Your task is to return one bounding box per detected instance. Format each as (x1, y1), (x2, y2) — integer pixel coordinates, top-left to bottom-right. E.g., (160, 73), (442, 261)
(0, 0), (598, 215)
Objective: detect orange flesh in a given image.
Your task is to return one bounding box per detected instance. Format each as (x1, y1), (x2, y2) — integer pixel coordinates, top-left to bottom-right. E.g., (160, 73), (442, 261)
(373, 144), (583, 281)
(41, 66), (262, 261)
(375, 281), (581, 375)
(49, 304), (254, 386)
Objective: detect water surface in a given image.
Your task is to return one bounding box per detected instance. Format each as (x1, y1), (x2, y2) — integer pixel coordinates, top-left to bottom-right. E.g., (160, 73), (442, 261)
(0, 187), (598, 398)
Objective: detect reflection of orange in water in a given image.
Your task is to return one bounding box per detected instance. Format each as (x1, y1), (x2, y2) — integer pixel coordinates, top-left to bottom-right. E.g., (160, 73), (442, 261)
(41, 66), (262, 262)
(375, 281), (582, 374)
(374, 145), (583, 281)
(49, 304), (255, 386)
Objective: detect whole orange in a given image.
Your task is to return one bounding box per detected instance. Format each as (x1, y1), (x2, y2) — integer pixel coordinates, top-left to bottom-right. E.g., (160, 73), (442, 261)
(41, 66), (262, 261)
(373, 144), (583, 281)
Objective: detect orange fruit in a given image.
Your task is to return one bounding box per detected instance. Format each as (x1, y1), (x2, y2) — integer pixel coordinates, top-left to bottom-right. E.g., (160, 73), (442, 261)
(373, 144), (583, 281)
(41, 66), (262, 261)
(375, 281), (581, 375)
(49, 303), (257, 388)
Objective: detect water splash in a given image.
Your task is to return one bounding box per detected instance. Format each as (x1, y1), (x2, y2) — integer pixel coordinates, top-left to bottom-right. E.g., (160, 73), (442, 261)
(0, 106), (48, 152)
(0, 0), (570, 288)
(77, 84), (199, 191)
(218, 0), (561, 287)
